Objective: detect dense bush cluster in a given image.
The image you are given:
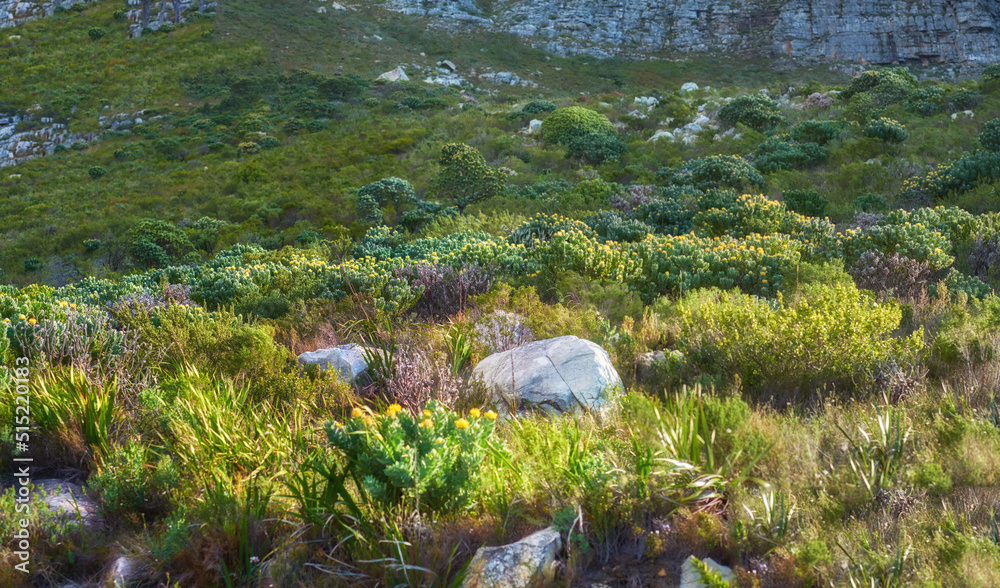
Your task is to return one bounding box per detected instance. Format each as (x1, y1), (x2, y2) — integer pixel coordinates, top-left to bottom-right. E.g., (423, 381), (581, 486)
(718, 94), (785, 131)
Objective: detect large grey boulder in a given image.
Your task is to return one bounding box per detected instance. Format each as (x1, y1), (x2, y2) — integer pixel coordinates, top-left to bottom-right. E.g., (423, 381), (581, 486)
(377, 67), (409, 82)
(34, 479), (101, 528)
(298, 344), (369, 383)
(473, 336), (622, 415)
(462, 527), (561, 588)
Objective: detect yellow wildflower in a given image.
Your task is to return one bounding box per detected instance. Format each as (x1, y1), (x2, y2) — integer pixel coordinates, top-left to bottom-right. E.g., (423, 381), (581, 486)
(484, 410), (498, 420)
(28, 318), (36, 325)
(469, 408), (481, 418)
(435, 437), (444, 444)
(351, 407), (365, 419)
(455, 418), (470, 429)
(420, 419), (434, 429)
(423, 409), (432, 417)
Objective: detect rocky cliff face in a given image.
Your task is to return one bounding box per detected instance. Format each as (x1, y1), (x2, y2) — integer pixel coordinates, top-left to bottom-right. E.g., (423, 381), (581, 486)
(387, 0), (1000, 66)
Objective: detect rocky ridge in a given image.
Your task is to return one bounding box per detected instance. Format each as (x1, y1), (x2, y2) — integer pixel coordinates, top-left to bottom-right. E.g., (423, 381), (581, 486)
(384, 0), (1000, 66)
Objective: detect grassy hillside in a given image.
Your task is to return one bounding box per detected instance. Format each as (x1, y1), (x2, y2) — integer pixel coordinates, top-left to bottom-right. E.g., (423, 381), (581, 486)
(2, 1), (1000, 587)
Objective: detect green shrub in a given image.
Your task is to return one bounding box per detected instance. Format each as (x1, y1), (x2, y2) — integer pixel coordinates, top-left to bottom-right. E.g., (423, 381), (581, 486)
(318, 73), (371, 99)
(87, 27), (106, 41)
(718, 94), (784, 131)
(357, 177), (418, 226)
(842, 67), (917, 104)
(24, 257), (43, 272)
(83, 239), (101, 253)
(433, 143), (506, 213)
(325, 401), (497, 513)
(127, 219), (197, 269)
(854, 193), (888, 212)
(979, 118), (1000, 151)
(863, 117), (908, 143)
(901, 149), (1000, 199)
(540, 107), (616, 145)
(674, 284), (924, 396)
(237, 141), (261, 155)
(948, 89), (984, 111)
(565, 131), (626, 164)
(258, 136), (280, 150)
(584, 211), (651, 243)
(789, 120), (845, 146)
(911, 462), (953, 496)
(752, 137), (827, 173)
(509, 213), (596, 247)
(904, 87), (945, 117)
(91, 441), (177, 520)
(658, 155), (766, 191)
(635, 197), (698, 236)
(783, 189), (829, 217)
(295, 230), (320, 246)
(521, 99), (556, 115)
(87, 166), (107, 180)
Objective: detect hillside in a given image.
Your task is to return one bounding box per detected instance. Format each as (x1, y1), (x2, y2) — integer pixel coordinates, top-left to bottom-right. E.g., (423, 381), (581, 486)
(2, 1), (1000, 587)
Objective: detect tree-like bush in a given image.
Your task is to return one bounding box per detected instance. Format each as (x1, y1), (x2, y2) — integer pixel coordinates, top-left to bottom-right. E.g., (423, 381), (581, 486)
(789, 120), (845, 146)
(752, 137), (827, 173)
(521, 100), (556, 115)
(947, 89), (984, 111)
(658, 155), (766, 191)
(565, 132), (626, 164)
(87, 28), (106, 41)
(540, 107), (615, 145)
(357, 177), (418, 226)
(318, 73), (371, 99)
(718, 94), (784, 131)
(979, 118), (1000, 151)
(783, 189), (829, 217)
(127, 219), (196, 269)
(863, 118), (908, 143)
(88, 166), (107, 180)
(584, 211), (651, 243)
(433, 144), (506, 213)
(904, 87), (944, 117)
(675, 284), (924, 397)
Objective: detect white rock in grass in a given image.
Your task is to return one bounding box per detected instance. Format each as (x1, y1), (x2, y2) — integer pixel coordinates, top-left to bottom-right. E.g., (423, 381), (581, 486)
(680, 556), (736, 588)
(299, 344), (370, 383)
(473, 336), (622, 415)
(462, 527), (562, 588)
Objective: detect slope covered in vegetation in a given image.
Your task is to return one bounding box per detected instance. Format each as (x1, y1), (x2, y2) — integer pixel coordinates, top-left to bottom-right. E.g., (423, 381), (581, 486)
(2, 1), (1000, 587)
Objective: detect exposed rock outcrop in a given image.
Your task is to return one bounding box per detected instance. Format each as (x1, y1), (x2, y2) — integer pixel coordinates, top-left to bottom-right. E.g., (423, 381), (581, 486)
(472, 335), (622, 415)
(462, 527), (562, 588)
(386, 0), (1000, 66)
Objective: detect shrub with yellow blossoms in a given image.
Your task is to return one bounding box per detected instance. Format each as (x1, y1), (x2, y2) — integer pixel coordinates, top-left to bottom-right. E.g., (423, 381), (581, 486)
(325, 400), (498, 513)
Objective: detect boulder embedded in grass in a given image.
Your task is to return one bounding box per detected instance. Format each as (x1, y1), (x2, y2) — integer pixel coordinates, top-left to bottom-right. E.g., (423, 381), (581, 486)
(462, 527), (562, 588)
(298, 344), (370, 383)
(472, 336), (622, 415)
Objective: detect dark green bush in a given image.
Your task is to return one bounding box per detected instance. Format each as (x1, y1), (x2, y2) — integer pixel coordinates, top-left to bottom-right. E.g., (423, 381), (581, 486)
(635, 198), (697, 236)
(128, 219), (197, 269)
(540, 107), (615, 145)
(718, 94), (784, 131)
(584, 211), (651, 243)
(521, 100), (556, 115)
(88, 166), (107, 180)
(948, 89), (984, 111)
(433, 143), (506, 213)
(789, 120), (845, 146)
(863, 117), (908, 143)
(24, 257), (43, 272)
(752, 137), (827, 173)
(905, 87), (944, 117)
(87, 28), (106, 41)
(565, 131), (626, 164)
(979, 118), (1000, 151)
(854, 193), (888, 212)
(658, 155), (766, 191)
(783, 189), (829, 217)
(258, 136), (280, 150)
(318, 74), (371, 99)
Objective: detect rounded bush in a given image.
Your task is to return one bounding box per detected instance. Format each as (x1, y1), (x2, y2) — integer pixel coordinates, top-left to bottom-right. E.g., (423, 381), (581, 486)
(84, 239), (102, 253)
(88, 166), (107, 180)
(237, 142), (261, 156)
(979, 118), (1000, 151)
(318, 74), (371, 100)
(540, 107), (615, 145)
(521, 100), (557, 115)
(863, 117), (908, 143)
(24, 257), (43, 272)
(258, 136), (280, 150)
(565, 132), (626, 164)
(88, 28), (106, 41)
(783, 189), (829, 217)
(718, 94), (784, 131)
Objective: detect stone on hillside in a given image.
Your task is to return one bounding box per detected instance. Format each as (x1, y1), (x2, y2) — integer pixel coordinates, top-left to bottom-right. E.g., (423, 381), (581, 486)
(681, 82), (699, 93)
(34, 479), (101, 528)
(377, 67), (409, 82)
(636, 349), (683, 383)
(635, 96), (659, 108)
(462, 527), (561, 588)
(331, 2), (347, 9)
(693, 115), (711, 125)
(680, 556), (736, 588)
(105, 556), (143, 588)
(472, 335), (622, 415)
(440, 59), (457, 71)
(648, 130), (675, 142)
(528, 119), (543, 133)
(628, 109), (647, 119)
(683, 122), (703, 133)
(298, 344), (369, 383)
